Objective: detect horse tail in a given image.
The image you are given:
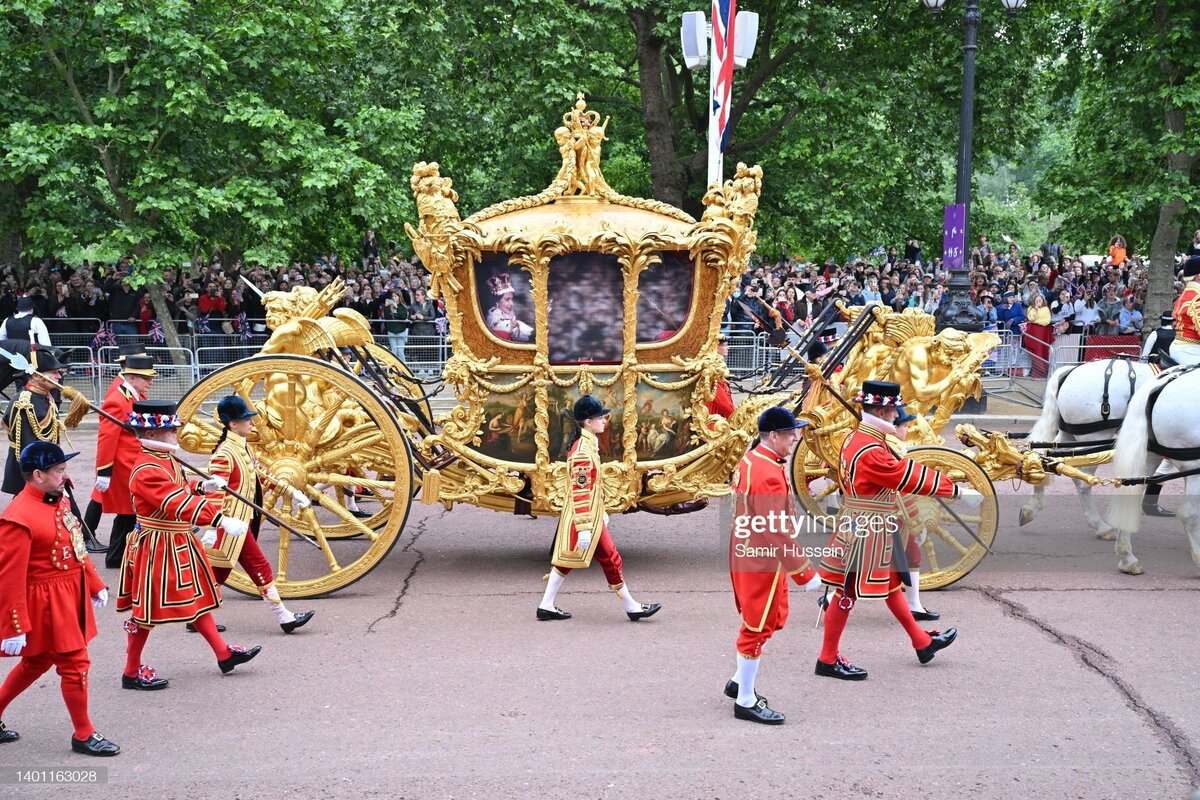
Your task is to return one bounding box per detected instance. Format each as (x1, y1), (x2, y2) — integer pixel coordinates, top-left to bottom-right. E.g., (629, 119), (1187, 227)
(1028, 364), (1069, 444)
(1107, 375), (1155, 534)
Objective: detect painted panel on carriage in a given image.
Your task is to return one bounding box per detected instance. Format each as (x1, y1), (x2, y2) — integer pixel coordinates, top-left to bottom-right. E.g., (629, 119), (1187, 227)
(635, 252), (695, 344)
(547, 253), (624, 364)
(474, 379), (541, 464)
(632, 374), (698, 461)
(475, 253), (537, 344)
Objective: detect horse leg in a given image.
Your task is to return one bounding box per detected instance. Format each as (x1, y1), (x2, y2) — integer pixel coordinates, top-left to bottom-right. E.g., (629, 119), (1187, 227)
(1073, 467), (1114, 539)
(1114, 457), (1155, 576)
(1019, 481), (1047, 528)
(1179, 476), (1200, 569)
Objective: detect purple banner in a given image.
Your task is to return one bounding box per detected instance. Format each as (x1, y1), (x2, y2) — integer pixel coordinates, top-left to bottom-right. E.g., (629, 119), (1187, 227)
(943, 203), (966, 270)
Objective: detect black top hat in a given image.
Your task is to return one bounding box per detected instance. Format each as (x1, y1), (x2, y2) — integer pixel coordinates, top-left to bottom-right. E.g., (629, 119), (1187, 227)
(757, 406), (807, 433)
(30, 349), (64, 372)
(217, 395), (258, 425)
(117, 342), (148, 363)
(1161, 313), (1176, 326)
(572, 395), (611, 422)
(15, 296), (33, 312)
(1183, 256), (1200, 278)
(807, 340), (828, 361)
(854, 380), (903, 406)
(19, 440), (78, 473)
(121, 354), (157, 377)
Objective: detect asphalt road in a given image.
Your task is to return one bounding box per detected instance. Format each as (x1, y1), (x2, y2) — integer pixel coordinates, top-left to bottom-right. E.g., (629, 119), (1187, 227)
(2, 424), (1199, 800)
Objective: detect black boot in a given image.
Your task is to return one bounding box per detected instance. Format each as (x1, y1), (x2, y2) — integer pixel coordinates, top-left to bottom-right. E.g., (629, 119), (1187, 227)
(1142, 484), (1175, 517)
(0, 721), (18, 743)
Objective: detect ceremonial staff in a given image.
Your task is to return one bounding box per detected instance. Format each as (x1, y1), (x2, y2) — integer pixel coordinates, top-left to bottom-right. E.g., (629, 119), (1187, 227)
(0, 347), (319, 549)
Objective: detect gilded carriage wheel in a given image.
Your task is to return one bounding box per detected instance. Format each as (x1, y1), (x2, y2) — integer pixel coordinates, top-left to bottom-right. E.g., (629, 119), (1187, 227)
(177, 354), (413, 598)
(790, 435), (841, 521)
(902, 446), (998, 591)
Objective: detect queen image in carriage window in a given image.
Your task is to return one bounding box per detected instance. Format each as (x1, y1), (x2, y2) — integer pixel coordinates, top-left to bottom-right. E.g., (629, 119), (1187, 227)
(485, 273), (535, 343)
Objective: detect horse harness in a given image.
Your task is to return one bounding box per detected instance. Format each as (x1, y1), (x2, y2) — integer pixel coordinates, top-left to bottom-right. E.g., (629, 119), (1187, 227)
(1145, 363), (1200, 461)
(1057, 356), (1139, 436)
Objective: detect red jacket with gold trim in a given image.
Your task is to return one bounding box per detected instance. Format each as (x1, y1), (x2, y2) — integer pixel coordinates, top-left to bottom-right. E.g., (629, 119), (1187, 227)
(93, 379), (140, 514)
(1173, 280), (1200, 345)
(707, 379), (735, 420)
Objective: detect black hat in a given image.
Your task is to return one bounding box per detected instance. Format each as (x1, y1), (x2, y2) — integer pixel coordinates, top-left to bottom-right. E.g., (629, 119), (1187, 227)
(1002, 290), (1016, 299)
(30, 349), (64, 372)
(572, 395), (611, 422)
(117, 342), (148, 363)
(807, 340), (828, 361)
(217, 394), (258, 425)
(15, 296), (33, 312)
(799, 283), (814, 293)
(853, 380), (904, 406)
(121, 354), (157, 377)
(19, 441), (77, 473)
(1161, 313), (1175, 327)
(1183, 256), (1200, 278)
(894, 407), (918, 426)
(757, 406), (807, 433)
(129, 399), (181, 429)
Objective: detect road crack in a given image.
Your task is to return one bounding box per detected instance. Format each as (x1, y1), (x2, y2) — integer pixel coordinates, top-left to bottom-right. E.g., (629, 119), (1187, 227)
(365, 506), (447, 634)
(973, 587), (1200, 784)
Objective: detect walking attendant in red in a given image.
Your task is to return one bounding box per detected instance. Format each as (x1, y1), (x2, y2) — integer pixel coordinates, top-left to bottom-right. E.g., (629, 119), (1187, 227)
(727, 406), (823, 725)
(116, 400), (262, 690)
(537, 395), (661, 622)
(0, 442), (120, 756)
(816, 381), (983, 680)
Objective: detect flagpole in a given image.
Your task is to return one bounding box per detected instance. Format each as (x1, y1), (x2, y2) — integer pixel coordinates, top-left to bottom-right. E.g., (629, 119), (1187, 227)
(707, 0), (736, 188)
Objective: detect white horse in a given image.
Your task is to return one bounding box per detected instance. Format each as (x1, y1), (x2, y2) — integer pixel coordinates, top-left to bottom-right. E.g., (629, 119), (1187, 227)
(1020, 357), (1158, 537)
(1107, 365), (1200, 574)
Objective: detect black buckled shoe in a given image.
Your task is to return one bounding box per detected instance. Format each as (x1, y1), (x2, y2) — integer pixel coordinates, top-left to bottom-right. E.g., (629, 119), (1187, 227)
(724, 679), (767, 707)
(86, 538), (108, 554)
(0, 721), (18, 743)
(121, 665), (169, 691)
(218, 645), (262, 674)
(349, 508), (373, 519)
(916, 628), (958, 664)
(733, 698), (785, 725)
(1143, 503), (1175, 518)
(71, 732), (121, 756)
(281, 610), (315, 634)
(814, 656), (868, 681)
(536, 607), (571, 621)
(185, 622), (226, 633)
(911, 608), (940, 621)
(627, 602), (661, 622)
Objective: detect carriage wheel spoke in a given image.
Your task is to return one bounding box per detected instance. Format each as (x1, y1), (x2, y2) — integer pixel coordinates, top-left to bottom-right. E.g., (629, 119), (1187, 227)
(921, 531), (940, 573)
(300, 507), (342, 571)
(311, 491), (379, 541)
(931, 524), (971, 558)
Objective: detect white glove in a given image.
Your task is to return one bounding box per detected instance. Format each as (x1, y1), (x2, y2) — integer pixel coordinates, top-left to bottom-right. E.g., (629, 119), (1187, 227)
(94, 476), (111, 493)
(291, 488), (312, 510)
(201, 476), (227, 493)
(603, 511), (610, 525)
(219, 516), (249, 538)
(91, 588), (109, 609)
(576, 529), (592, 554)
(958, 488), (985, 511)
(1, 634), (26, 656)
(199, 528), (218, 548)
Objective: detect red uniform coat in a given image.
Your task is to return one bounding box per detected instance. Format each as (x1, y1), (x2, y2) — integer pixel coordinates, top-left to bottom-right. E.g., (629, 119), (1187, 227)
(1173, 280), (1200, 344)
(820, 420), (958, 598)
(115, 447), (225, 626)
(707, 379), (735, 419)
(550, 429), (608, 569)
(0, 486), (106, 655)
(729, 443), (812, 655)
(92, 379), (141, 514)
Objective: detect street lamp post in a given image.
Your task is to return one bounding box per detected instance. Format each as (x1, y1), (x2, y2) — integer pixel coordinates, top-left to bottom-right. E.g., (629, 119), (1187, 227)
(929, 0), (1026, 332)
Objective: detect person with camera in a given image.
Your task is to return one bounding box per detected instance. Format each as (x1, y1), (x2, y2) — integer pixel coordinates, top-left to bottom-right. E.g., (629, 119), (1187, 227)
(382, 291), (411, 358)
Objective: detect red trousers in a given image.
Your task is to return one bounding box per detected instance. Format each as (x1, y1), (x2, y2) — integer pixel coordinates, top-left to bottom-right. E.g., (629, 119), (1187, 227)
(211, 531), (274, 588)
(0, 648), (93, 739)
(554, 527), (625, 588)
(734, 568), (815, 658)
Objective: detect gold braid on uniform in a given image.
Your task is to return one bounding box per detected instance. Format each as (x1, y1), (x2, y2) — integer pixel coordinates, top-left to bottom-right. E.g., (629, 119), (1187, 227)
(61, 385), (90, 428)
(8, 390), (65, 453)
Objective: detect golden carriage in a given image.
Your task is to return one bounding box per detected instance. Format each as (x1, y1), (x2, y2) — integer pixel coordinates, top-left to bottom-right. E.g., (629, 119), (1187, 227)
(176, 94), (791, 597)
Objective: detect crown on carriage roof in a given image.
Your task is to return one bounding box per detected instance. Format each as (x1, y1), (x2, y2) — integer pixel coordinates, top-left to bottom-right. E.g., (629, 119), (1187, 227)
(487, 274), (515, 297)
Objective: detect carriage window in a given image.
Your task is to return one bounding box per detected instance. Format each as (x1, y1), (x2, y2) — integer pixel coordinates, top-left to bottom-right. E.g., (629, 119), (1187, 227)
(547, 252), (624, 364)
(476, 253), (536, 344)
(636, 252), (694, 343)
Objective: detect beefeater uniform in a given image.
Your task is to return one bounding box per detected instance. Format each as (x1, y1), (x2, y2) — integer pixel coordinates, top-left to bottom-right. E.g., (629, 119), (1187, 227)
(817, 415), (959, 666)
(729, 442), (818, 659)
(95, 377), (142, 568)
(0, 484), (107, 742)
(1170, 268), (1200, 364)
(549, 428), (624, 588)
(116, 445), (225, 626)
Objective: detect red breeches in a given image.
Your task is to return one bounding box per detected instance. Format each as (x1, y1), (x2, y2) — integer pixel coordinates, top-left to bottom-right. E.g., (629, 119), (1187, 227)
(555, 527), (624, 587)
(211, 531), (274, 587)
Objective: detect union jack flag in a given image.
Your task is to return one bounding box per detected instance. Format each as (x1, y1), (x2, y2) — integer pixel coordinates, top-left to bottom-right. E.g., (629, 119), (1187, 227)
(149, 319), (165, 344)
(711, 0), (737, 152)
(196, 314), (211, 334)
(91, 324), (116, 349)
(237, 312), (250, 343)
